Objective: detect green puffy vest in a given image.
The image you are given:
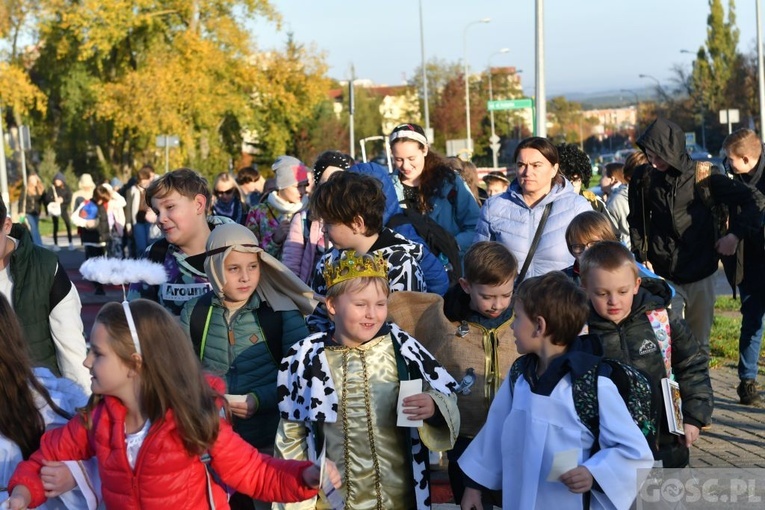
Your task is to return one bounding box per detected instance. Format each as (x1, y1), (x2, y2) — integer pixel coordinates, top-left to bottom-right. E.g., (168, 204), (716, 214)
(9, 224), (61, 374)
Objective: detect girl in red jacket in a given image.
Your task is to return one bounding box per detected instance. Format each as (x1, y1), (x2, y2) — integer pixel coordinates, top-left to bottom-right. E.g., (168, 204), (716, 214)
(6, 299), (338, 510)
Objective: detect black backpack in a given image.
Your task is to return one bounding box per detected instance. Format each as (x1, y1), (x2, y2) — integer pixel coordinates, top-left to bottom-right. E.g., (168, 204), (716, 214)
(188, 291), (284, 366)
(386, 208), (462, 284)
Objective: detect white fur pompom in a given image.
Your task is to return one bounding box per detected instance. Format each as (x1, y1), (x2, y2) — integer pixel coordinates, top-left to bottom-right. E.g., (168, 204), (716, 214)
(80, 257), (168, 285)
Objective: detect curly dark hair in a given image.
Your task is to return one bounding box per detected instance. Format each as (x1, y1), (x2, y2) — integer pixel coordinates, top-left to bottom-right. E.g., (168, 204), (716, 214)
(556, 143), (593, 188)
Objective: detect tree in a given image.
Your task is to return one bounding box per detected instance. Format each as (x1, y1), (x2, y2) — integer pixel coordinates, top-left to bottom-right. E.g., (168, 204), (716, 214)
(21, 1), (330, 179)
(409, 58), (462, 131)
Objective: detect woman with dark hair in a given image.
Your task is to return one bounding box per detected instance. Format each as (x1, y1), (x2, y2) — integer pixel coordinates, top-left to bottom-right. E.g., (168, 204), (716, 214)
(474, 137), (591, 281)
(557, 143), (611, 216)
(389, 123), (481, 258)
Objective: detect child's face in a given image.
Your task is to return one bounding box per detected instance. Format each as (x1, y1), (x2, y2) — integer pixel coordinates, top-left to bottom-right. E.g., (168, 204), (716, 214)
(221, 251), (260, 308)
(459, 278), (513, 319)
(323, 219), (363, 251)
(511, 302), (541, 355)
(583, 265), (641, 324)
(278, 183), (304, 204)
(84, 322), (135, 399)
(326, 280), (388, 347)
(485, 180), (508, 197)
(151, 190), (207, 249)
(726, 152), (757, 175)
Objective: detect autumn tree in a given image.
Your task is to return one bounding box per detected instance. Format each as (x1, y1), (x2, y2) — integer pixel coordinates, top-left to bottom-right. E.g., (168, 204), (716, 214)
(23, 1), (329, 179)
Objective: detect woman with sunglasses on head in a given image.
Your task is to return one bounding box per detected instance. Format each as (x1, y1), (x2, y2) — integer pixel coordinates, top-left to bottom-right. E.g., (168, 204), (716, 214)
(212, 173), (250, 225)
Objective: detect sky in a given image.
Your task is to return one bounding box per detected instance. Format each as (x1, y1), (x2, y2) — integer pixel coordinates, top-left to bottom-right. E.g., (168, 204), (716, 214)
(250, 0), (761, 97)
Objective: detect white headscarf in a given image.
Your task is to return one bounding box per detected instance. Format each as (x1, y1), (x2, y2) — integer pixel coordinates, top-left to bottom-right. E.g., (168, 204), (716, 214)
(204, 223), (318, 314)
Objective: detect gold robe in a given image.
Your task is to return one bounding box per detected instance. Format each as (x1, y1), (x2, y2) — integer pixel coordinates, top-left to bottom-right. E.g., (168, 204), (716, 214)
(274, 333), (458, 510)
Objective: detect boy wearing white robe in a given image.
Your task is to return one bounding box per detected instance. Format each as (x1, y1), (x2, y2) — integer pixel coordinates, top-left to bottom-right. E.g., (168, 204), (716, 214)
(459, 271), (654, 510)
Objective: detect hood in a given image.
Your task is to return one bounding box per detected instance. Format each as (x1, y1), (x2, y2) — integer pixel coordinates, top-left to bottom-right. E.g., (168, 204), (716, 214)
(637, 118), (694, 174)
(349, 162), (401, 223)
(367, 228), (424, 260)
(53, 172), (67, 184)
(204, 223), (318, 314)
(633, 276), (672, 312)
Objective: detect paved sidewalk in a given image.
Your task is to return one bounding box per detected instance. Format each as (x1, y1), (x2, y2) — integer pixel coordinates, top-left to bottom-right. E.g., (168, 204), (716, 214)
(43, 236), (765, 508)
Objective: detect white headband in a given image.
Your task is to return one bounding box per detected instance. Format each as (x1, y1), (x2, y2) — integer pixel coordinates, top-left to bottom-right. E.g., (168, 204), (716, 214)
(122, 301), (142, 355)
(389, 129), (429, 147)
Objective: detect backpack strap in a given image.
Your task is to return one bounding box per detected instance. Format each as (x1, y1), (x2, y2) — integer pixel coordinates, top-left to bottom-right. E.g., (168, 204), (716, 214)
(147, 238), (170, 263)
(254, 302), (284, 367)
(189, 292), (215, 359)
(516, 202), (553, 284)
(646, 308), (672, 379)
(694, 161), (715, 209)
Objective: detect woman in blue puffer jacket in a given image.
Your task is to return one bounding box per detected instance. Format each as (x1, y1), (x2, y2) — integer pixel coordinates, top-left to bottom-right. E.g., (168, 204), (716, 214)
(474, 137), (591, 281)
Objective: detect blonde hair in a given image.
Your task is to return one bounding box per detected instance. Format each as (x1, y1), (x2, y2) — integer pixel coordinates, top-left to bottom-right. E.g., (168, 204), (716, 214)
(82, 300), (221, 455)
(723, 128), (763, 159)
(579, 241), (639, 283)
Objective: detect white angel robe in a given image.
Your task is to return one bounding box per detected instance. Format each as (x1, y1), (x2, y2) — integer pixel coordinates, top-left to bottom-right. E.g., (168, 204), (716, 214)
(459, 365), (654, 510)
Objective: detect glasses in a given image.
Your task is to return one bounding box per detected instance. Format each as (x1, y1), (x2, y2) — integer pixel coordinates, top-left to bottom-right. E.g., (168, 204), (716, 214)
(214, 188), (235, 197)
(568, 241), (599, 256)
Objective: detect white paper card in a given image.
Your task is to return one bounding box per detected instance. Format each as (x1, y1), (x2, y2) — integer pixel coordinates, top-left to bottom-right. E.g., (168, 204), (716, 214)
(224, 394), (247, 404)
(315, 437), (344, 509)
(546, 449), (580, 482)
(397, 379), (423, 427)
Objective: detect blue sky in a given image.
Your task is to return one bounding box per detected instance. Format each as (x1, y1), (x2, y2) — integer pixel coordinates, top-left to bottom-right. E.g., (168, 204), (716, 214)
(251, 0), (760, 96)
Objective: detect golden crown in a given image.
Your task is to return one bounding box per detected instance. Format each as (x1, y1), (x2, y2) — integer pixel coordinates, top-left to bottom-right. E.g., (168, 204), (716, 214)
(323, 250), (388, 289)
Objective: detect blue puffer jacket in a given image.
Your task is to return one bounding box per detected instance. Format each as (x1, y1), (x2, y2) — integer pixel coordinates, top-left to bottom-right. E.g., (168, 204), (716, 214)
(474, 178), (591, 279)
(351, 162), (449, 295)
(179, 291), (308, 448)
(391, 170), (480, 258)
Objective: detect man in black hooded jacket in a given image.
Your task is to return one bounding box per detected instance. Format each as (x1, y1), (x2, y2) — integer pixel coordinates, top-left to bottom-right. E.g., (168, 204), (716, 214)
(629, 118), (764, 360)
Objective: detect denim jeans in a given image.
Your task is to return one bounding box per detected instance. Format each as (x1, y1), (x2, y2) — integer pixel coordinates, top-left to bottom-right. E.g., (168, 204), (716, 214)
(26, 214), (43, 246)
(738, 279), (765, 381)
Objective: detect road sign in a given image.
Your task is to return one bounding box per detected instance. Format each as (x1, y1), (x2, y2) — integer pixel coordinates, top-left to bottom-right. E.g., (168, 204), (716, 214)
(719, 109), (740, 124)
(685, 132), (696, 147)
(487, 98), (534, 111)
(489, 134), (500, 145)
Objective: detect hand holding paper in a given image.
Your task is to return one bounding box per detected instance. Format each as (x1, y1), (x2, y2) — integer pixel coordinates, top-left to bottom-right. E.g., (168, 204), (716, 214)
(546, 449), (579, 482)
(397, 379), (434, 427)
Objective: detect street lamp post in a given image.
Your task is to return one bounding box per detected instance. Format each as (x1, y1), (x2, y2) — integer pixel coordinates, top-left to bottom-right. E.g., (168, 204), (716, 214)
(535, 0), (546, 137)
(620, 89), (640, 134)
(463, 17), (491, 155)
(488, 48), (510, 169)
(757, 0), (765, 141)
(418, 0), (431, 139)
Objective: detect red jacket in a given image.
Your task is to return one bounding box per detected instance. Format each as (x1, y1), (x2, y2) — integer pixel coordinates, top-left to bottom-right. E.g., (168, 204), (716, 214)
(9, 395), (318, 509)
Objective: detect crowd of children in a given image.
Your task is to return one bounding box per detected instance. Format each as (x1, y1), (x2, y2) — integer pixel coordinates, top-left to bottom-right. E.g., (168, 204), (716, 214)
(8, 123), (765, 509)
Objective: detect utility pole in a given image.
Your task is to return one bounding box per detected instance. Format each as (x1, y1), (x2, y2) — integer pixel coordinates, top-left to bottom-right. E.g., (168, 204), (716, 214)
(535, 0), (547, 137)
(349, 65), (356, 160)
(419, 0), (430, 138)
(758, 0), (765, 140)
(0, 104), (8, 207)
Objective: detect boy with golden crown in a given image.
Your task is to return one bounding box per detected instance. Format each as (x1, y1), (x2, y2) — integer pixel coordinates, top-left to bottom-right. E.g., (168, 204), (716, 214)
(274, 250), (460, 510)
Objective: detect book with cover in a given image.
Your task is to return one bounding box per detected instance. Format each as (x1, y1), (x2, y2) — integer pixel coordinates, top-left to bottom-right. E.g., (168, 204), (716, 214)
(662, 377), (685, 435)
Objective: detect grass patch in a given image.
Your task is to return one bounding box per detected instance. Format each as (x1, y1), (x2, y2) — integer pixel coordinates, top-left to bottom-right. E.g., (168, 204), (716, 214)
(709, 296), (742, 368)
(714, 295), (740, 313)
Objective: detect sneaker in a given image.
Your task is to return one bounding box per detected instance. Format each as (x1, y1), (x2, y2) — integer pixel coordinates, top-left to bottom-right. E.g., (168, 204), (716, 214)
(51, 245), (61, 252)
(68, 242), (75, 250)
(737, 379), (763, 406)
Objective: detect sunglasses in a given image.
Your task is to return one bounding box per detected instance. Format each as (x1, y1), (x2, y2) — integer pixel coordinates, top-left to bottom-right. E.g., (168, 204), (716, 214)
(214, 188), (235, 197)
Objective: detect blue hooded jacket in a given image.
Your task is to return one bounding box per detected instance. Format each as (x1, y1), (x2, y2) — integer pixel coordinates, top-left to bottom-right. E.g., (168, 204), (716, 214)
(350, 162), (449, 295)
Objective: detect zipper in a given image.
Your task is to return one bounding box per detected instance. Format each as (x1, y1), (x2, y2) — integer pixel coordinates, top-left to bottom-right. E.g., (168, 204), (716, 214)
(124, 418), (158, 506)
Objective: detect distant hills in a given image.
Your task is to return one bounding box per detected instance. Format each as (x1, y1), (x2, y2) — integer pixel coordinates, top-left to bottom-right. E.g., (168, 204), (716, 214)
(556, 86), (663, 109)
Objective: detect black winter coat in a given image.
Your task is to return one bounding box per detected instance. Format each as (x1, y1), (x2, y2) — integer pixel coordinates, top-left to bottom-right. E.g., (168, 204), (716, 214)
(587, 277), (713, 468)
(631, 118), (763, 283)
(722, 145), (765, 290)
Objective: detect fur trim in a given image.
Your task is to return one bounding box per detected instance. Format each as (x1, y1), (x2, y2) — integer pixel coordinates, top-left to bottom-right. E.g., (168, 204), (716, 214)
(80, 257), (167, 285)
